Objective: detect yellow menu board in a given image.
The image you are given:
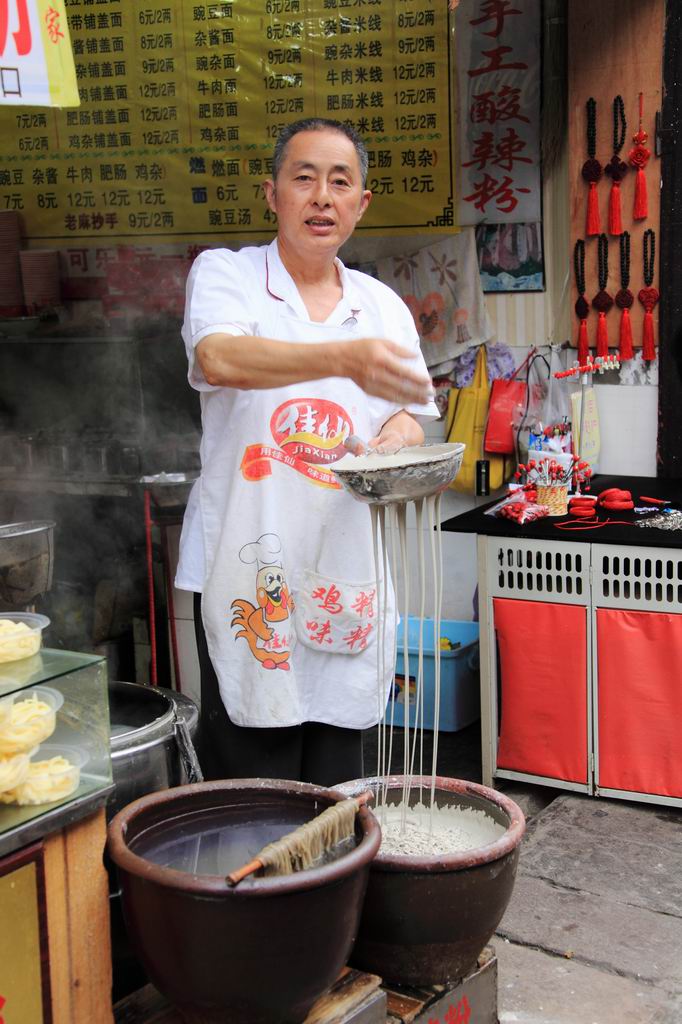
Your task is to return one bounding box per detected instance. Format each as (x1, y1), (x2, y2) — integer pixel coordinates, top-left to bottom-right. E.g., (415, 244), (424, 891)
(0, 0), (456, 245)
(0, 858), (48, 1022)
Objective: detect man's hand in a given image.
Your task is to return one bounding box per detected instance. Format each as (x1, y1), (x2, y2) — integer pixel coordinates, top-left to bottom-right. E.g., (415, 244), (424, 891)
(367, 429), (406, 455)
(340, 337), (434, 405)
(368, 409), (425, 454)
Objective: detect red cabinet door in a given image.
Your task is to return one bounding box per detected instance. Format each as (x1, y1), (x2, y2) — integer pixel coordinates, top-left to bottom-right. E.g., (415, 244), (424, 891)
(494, 598), (589, 784)
(597, 608), (682, 798)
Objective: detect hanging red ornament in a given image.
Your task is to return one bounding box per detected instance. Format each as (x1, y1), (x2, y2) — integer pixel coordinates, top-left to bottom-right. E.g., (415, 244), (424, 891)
(592, 234), (613, 358)
(615, 231), (634, 360)
(573, 239), (590, 363)
(604, 96), (627, 236)
(628, 93), (651, 220)
(638, 228), (658, 361)
(582, 98), (602, 237)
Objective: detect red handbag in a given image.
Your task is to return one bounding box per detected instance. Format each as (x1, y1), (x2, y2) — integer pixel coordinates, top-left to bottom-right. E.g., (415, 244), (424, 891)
(483, 348), (536, 455)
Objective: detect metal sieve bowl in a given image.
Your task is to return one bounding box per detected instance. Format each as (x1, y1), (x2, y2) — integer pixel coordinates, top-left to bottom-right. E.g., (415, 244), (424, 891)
(0, 520), (55, 608)
(331, 443), (466, 505)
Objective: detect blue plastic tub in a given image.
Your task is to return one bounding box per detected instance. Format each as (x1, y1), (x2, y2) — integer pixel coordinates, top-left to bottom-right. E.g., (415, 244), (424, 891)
(386, 618), (480, 732)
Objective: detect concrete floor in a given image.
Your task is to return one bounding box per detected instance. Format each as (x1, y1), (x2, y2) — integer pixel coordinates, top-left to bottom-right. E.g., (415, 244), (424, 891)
(363, 725), (682, 1024)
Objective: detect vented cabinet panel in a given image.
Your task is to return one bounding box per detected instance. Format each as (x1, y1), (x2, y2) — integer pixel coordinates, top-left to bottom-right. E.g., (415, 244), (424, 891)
(488, 538), (590, 604)
(592, 543), (682, 611)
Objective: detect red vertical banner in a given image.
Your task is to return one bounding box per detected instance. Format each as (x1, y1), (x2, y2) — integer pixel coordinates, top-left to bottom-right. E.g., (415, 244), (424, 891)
(456, 0), (541, 224)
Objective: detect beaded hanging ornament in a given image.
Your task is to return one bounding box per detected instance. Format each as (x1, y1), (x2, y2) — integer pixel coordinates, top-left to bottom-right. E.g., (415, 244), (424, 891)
(639, 228), (658, 360)
(582, 98), (602, 236)
(573, 239), (590, 363)
(615, 231), (634, 360)
(629, 93), (651, 220)
(604, 96), (627, 236)
(592, 233), (613, 358)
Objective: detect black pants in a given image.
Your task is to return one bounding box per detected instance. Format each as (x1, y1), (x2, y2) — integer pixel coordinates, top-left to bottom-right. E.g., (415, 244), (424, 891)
(193, 595), (363, 787)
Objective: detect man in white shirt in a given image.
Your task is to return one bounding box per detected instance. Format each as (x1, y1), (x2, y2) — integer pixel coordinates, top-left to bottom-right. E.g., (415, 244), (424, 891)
(177, 118), (438, 784)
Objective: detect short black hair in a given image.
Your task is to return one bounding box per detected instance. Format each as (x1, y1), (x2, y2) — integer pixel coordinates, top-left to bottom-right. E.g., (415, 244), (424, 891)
(272, 118), (369, 187)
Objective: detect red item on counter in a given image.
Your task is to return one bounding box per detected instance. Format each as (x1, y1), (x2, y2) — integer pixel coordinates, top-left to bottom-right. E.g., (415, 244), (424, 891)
(568, 494), (598, 519)
(497, 500), (549, 525)
(569, 505), (598, 519)
(597, 487), (634, 511)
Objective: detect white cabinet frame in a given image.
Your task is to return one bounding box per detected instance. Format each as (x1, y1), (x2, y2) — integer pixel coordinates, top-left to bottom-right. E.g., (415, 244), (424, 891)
(477, 535), (682, 808)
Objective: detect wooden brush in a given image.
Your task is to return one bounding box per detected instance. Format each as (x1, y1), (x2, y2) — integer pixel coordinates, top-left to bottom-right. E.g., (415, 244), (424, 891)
(226, 792), (373, 886)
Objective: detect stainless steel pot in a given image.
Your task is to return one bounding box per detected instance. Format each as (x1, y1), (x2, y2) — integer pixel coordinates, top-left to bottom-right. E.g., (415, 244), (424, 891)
(0, 520), (55, 608)
(108, 680), (201, 821)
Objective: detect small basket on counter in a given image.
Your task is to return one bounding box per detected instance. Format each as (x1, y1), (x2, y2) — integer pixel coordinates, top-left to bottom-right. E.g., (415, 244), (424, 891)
(515, 454), (593, 517)
(535, 484), (569, 517)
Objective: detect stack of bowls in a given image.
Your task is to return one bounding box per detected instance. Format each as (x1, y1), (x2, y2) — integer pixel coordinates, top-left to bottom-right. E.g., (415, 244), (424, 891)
(19, 250), (61, 313)
(0, 212), (24, 317)
(0, 685), (84, 807)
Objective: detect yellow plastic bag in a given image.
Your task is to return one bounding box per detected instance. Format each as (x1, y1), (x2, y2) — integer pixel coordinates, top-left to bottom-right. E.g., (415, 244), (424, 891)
(445, 345), (513, 494)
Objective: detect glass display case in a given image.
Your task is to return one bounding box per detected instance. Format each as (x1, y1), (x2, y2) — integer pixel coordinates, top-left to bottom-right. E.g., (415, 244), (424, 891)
(0, 648), (111, 840)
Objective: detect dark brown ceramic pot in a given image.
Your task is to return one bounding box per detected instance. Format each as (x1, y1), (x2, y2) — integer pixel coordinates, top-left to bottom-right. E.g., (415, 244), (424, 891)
(107, 779), (381, 1024)
(335, 775), (525, 987)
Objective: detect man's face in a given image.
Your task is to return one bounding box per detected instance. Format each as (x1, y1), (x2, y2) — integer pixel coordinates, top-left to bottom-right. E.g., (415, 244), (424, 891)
(263, 129), (372, 257)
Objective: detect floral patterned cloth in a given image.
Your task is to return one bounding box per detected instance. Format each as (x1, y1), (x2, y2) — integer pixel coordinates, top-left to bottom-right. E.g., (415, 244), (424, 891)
(376, 229), (493, 370)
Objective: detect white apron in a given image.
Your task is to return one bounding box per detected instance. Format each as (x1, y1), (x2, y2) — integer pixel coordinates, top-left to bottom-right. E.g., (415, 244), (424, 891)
(200, 299), (396, 729)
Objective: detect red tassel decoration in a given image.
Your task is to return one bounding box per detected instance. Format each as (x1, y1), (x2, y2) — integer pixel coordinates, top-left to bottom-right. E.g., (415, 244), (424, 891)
(596, 313), (609, 357)
(577, 318), (589, 363)
(629, 94), (650, 221)
(574, 240), (591, 360)
(605, 96), (627, 236)
(608, 181), (623, 235)
(641, 311), (656, 360)
(618, 307), (634, 360)
(586, 182), (600, 236)
(633, 169), (648, 220)
(592, 234), (614, 359)
(638, 229), (658, 362)
(582, 99), (602, 237)
(615, 232), (634, 360)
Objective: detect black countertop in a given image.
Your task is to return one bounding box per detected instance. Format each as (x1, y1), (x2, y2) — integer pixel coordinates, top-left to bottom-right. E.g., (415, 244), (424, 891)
(442, 475), (682, 548)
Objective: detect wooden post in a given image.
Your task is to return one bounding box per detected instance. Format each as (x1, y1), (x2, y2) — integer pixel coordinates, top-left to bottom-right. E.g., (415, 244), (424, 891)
(44, 808), (113, 1024)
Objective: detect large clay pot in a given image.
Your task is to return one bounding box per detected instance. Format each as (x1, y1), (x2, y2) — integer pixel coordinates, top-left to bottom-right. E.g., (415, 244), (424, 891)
(336, 775), (525, 987)
(108, 779), (381, 1024)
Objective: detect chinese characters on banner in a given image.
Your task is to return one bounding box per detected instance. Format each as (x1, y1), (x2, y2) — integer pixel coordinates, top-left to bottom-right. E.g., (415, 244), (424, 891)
(456, 0), (541, 224)
(0, 0), (78, 106)
(0, 0), (457, 245)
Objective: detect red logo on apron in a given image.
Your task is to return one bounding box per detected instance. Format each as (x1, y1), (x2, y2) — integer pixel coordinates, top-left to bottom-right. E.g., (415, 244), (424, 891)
(241, 397), (353, 487)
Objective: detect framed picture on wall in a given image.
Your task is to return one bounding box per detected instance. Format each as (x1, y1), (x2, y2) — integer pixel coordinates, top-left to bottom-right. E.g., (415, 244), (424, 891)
(475, 222), (545, 292)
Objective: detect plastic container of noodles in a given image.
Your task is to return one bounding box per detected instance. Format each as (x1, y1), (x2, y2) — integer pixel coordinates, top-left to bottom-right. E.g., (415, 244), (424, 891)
(0, 613), (50, 664)
(0, 745), (37, 794)
(0, 686), (63, 755)
(0, 745), (87, 806)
